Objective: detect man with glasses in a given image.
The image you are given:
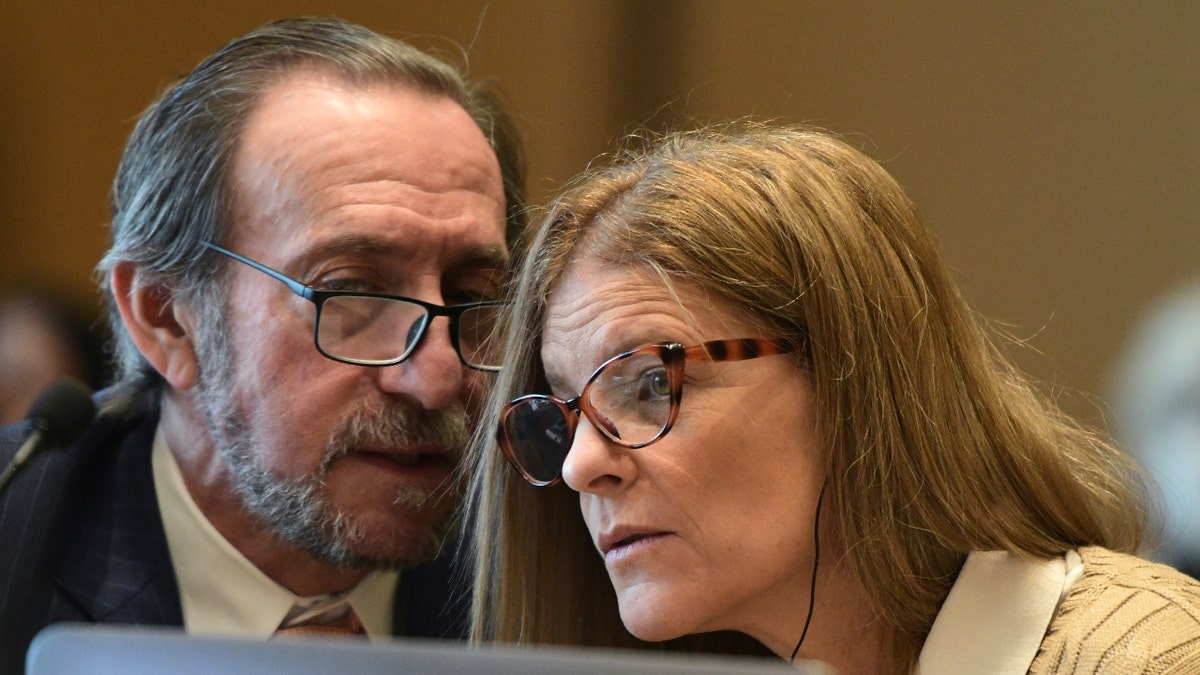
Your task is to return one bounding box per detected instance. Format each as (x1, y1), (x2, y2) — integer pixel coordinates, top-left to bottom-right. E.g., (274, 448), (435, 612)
(0, 17), (524, 672)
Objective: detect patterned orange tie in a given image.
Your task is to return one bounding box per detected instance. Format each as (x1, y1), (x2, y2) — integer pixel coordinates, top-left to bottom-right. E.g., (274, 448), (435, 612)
(273, 605), (367, 639)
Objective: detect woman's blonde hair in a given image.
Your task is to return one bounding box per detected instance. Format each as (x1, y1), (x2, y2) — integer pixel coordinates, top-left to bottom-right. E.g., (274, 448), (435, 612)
(465, 123), (1147, 667)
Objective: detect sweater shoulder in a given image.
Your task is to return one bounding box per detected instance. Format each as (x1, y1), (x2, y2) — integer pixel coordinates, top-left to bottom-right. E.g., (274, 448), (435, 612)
(1030, 547), (1200, 674)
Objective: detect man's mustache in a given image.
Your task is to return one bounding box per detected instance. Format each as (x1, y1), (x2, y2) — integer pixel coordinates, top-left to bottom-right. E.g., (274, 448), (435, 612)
(320, 404), (470, 472)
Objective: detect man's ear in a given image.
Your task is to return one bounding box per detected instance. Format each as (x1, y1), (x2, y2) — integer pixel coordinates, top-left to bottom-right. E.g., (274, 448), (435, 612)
(110, 261), (200, 389)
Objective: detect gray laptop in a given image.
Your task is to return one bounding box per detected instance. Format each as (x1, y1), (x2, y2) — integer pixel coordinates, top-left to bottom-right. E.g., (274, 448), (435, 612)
(28, 624), (829, 674)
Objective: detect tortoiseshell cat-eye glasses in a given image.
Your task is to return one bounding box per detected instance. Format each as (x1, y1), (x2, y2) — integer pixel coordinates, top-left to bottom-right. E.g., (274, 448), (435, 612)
(498, 338), (797, 486)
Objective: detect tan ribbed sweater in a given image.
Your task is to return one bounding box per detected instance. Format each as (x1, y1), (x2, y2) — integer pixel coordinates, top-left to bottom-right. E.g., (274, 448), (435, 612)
(1028, 546), (1200, 674)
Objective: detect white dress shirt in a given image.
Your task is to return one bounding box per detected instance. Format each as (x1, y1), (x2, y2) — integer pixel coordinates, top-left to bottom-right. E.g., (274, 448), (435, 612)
(151, 428), (399, 638)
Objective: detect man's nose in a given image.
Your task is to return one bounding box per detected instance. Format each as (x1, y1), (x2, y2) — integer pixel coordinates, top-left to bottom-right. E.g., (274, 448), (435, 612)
(374, 315), (465, 410)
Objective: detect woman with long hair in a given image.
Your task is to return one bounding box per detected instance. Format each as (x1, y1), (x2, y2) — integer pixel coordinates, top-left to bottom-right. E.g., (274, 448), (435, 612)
(467, 124), (1200, 672)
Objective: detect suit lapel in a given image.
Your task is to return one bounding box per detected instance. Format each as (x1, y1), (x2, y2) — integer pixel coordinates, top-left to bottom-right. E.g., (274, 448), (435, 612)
(53, 409), (183, 624)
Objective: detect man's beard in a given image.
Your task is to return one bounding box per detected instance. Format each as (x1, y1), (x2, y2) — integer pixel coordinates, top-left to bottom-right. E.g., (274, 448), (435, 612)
(192, 309), (466, 570)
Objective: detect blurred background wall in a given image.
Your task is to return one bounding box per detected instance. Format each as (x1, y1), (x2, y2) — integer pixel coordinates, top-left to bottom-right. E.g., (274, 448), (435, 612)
(1, 1), (1197, 427)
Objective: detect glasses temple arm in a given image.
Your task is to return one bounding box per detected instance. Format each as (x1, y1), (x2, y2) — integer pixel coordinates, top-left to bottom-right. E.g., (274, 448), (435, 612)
(201, 241), (315, 301)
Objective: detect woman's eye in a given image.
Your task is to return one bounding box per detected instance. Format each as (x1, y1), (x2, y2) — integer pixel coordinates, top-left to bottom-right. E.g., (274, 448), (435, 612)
(636, 368), (670, 400)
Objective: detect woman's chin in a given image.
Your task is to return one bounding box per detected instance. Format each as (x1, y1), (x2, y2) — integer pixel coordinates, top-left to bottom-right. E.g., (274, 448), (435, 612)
(618, 603), (692, 643)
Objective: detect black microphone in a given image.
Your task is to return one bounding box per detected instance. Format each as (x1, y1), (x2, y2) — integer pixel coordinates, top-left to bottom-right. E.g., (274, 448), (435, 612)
(0, 379), (96, 494)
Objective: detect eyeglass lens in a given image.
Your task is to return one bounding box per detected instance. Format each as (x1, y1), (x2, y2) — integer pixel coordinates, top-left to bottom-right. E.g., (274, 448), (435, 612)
(455, 304), (504, 368)
(501, 347), (675, 484)
(317, 295), (501, 368)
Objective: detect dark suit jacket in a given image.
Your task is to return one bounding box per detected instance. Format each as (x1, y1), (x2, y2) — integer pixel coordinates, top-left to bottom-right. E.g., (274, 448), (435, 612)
(0, 392), (466, 674)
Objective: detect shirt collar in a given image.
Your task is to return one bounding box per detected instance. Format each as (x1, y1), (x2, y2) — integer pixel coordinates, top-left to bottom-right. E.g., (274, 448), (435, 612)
(151, 427), (398, 637)
(917, 550), (1078, 675)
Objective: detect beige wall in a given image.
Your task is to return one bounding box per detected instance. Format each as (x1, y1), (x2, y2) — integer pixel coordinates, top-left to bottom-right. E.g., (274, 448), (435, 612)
(2, 2), (1197, 424)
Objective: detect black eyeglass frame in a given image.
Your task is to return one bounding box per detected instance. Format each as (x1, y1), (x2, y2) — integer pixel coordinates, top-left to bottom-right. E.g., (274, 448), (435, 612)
(201, 241), (505, 371)
(497, 337), (797, 486)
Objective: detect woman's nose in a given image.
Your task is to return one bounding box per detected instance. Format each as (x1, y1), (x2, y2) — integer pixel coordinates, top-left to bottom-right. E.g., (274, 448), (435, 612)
(560, 417), (636, 494)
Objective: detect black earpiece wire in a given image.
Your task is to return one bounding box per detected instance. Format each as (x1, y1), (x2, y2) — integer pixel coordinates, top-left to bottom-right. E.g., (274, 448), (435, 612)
(789, 480), (826, 663)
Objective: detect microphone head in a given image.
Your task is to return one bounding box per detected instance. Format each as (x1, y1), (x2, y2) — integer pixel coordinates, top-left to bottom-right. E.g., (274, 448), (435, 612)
(25, 378), (97, 448)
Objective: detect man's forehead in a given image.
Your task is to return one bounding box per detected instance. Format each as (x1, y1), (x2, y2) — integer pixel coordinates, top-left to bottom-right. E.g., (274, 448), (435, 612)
(225, 69), (506, 255)
(238, 71), (484, 165)
(236, 68), (494, 169)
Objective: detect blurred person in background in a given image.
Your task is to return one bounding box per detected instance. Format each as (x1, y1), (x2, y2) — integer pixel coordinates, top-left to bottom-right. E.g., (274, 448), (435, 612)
(0, 287), (109, 424)
(1113, 280), (1200, 580)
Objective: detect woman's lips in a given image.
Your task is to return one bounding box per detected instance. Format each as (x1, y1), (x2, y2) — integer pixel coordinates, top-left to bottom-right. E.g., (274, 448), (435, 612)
(598, 529), (673, 563)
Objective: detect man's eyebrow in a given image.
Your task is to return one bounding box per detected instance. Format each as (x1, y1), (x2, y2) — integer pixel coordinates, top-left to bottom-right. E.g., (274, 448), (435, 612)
(298, 235), (402, 262)
(296, 237), (509, 268)
(452, 244), (510, 271)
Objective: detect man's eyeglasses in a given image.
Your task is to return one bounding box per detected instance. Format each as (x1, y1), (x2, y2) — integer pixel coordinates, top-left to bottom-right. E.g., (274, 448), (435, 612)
(497, 338), (796, 486)
(202, 242), (505, 371)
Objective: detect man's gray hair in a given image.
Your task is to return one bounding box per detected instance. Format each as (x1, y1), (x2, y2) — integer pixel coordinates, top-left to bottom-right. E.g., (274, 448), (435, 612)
(96, 16), (526, 401)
